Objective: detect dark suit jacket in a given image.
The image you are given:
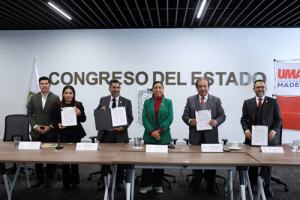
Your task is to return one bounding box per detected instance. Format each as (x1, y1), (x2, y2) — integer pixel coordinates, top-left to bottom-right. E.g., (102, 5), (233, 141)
(27, 92), (60, 138)
(182, 94), (226, 144)
(52, 101), (87, 139)
(241, 96), (282, 146)
(96, 95), (133, 143)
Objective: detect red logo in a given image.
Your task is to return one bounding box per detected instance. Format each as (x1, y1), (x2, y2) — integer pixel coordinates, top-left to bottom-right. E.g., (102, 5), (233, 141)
(278, 69), (300, 79)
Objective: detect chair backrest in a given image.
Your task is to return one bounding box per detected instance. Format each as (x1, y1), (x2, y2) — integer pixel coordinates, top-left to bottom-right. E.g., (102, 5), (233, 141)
(275, 124), (283, 145)
(3, 115), (30, 142)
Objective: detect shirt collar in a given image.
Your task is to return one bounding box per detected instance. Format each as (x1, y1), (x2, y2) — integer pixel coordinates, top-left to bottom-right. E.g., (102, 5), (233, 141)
(110, 95), (120, 102)
(41, 92), (50, 99)
(199, 93), (208, 100)
(256, 95), (265, 101)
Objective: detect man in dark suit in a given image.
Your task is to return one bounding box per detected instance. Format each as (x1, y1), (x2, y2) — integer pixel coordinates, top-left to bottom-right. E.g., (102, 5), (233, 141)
(27, 76), (60, 188)
(96, 79), (133, 191)
(182, 77), (226, 194)
(241, 79), (282, 197)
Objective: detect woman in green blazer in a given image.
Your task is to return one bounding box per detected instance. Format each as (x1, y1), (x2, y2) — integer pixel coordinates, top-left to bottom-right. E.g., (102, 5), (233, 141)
(140, 81), (173, 194)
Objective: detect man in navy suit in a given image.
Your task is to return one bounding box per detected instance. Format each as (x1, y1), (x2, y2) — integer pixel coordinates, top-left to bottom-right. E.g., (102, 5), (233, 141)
(241, 79), (282, 197)
(96, 79), (133, 192)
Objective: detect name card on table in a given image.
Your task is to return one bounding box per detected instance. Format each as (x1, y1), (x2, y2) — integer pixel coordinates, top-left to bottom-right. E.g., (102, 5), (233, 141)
(201, 144), (223, 152)
(261, 147), (284, 153)
(146, 145), (168, 153)
(76, 143), (98, 150)
(18, 142), (41, 150)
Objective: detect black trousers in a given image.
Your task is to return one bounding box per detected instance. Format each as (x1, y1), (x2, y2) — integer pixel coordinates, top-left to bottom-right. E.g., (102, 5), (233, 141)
(248, 166), (272, 186)
(191, 133), (216, 189)
(141, 141), (166, 188)
(100, 131), (125, 184)
(60, 131), (80, 186)
(32, 135), (57, 181)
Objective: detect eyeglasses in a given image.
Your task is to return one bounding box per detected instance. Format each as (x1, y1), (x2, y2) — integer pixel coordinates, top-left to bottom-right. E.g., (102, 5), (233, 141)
(255, 86), (265, 89)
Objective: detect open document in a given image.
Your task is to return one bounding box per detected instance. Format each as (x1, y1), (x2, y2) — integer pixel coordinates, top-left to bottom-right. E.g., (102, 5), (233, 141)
(111, 107), (128, 127)
(61, 107), (77, 127)
(251, 125), (268, 146)
(195, 110), (212, 131)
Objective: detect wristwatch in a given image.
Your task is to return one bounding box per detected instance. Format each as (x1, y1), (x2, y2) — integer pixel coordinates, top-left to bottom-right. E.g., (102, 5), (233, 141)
(157, 129), (162, 134)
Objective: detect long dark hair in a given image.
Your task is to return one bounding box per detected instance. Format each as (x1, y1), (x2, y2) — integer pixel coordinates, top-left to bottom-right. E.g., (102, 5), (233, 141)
(60, 86), (78, 107)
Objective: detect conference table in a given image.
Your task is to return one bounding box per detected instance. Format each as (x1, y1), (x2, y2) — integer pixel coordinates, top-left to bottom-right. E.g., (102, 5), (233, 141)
(0, 142), (123, 200)
(1, 142), (298, 200)
(115, 144), (261, 200)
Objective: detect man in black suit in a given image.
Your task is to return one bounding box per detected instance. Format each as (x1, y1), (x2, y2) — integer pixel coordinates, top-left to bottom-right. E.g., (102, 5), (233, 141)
(241, 79), (282, 197)
(96, 79), (133, 191)
(182, 77), (226, 194)
(27, 76), (60, 188)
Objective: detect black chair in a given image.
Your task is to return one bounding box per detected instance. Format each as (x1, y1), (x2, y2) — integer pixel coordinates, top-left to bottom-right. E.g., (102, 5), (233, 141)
(271, 124), (289, 192)
(135, 138), (178, 190)
(3, 115), (34, 176)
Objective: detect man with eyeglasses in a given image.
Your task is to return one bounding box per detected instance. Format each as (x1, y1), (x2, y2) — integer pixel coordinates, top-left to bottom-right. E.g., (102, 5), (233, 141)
(240, 79), (282, 197)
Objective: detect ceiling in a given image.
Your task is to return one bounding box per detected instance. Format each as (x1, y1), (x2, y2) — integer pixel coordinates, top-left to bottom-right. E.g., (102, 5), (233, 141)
(1, 0), (300, 30)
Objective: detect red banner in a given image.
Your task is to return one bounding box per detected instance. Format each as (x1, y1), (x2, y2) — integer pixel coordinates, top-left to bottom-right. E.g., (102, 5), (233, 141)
(277, 96), (300, 131)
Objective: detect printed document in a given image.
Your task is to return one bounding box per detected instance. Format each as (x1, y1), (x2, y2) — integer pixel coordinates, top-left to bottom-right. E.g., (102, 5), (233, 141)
(61, 107), (77, 126)
(195, 110), (212, 131)
(251, 125), (268, 146)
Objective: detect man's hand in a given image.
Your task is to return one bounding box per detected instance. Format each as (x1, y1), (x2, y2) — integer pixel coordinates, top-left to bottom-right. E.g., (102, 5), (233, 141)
(43, 126), (51, 133)
(190, 119), (197, 126)
(75, 108), (81, 116)
(209, 119), (216, 127)
(58, 123), (66, 129)
(101, 106), (106, 111)
(268, 130), (276, 140)
(113, 127), (124, 132)
(35, 125), (44, 134)
(246, 130), (252, 140)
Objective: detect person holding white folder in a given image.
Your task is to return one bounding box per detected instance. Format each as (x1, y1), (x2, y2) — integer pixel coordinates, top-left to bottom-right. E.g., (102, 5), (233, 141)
(53, 86), (86, 190)
(240, 79), (282, 197)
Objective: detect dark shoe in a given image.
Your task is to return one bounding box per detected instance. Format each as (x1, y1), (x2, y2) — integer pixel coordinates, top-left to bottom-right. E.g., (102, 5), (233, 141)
(207, 187), (219, 194)
(63, 185), (70, 191)
(264, 185), (274, 197)
(72, 184), (80, 190)
(32, 180), (44, 188)
(97, 179), (105, 191)
(190, 187), (199, 193)
(44, 180), (52, 188)
(116, 183), (124, 192)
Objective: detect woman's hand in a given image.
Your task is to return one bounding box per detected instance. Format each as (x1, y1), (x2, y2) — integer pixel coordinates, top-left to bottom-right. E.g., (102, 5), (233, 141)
(151, 131), (161, 141)
(58, 123), (66, 129)
(75, 108), (81, 116)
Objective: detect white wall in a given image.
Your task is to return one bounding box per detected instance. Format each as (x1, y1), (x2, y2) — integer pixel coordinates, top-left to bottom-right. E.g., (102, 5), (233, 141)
(1, 28), (300, 144)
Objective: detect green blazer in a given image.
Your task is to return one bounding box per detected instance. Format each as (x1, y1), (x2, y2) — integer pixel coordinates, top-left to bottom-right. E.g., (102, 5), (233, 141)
(142, 97), (173, 144)
(27, 92), (60, 138)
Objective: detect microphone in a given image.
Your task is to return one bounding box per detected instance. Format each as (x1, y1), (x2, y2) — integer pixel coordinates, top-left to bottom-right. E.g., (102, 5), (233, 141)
(56, 129), (64, 150)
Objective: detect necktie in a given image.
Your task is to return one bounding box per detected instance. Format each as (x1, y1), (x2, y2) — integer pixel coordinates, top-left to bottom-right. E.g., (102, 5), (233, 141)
(201, 97), (205, 106)
(112, 98), (116, 108)
(258, 98), (263, 108)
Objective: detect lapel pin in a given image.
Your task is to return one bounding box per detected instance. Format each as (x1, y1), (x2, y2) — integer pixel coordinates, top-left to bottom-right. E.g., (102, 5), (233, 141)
(161, 103), (164, 106)
(120, 101), (122, 103)
(266, 101), (268, 102)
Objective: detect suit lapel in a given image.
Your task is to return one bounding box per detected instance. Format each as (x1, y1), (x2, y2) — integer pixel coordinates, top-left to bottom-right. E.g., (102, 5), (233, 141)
(194, 95), (201, 111)
(36, 93), (43, 111)
(118, 96), (123, 107)
(43, 92), (52, 111)
(149, 98), (156, 123)
(206, 94), (213, 110)
(157, 97), (165, 124)
(105, 96), (111, 108)
(263, 97), (269, 117)
(250, 97), (256, 121)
